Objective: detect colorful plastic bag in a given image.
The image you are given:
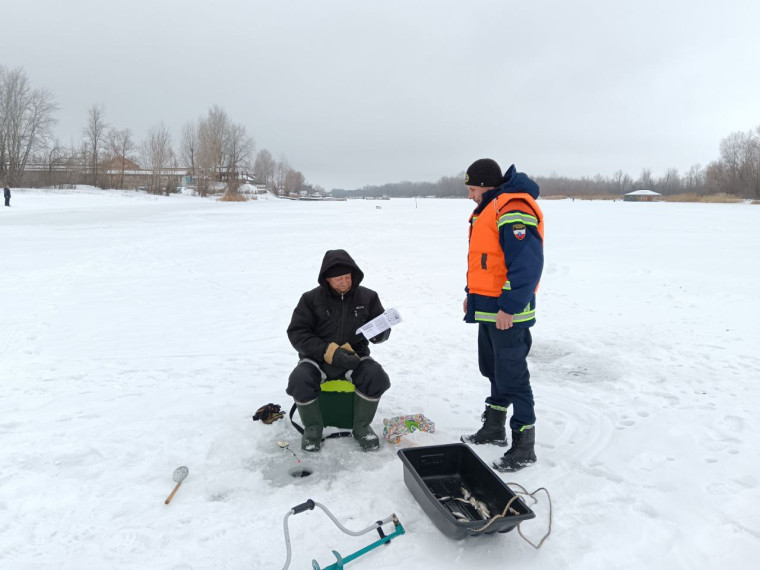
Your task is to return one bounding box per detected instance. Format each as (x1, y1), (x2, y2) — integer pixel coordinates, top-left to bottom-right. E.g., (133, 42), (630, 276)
(382, 413), (436, 444)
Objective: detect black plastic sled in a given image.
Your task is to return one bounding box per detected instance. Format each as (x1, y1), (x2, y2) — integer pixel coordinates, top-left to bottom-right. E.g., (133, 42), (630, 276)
(398, 443), (535, 539)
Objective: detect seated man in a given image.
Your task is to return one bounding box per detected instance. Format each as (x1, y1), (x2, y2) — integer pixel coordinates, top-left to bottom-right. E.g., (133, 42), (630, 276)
(286, 249), (391, 452)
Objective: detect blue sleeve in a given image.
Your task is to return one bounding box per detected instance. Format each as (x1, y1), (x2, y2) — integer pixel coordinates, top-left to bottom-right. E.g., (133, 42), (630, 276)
(497, 211), (544, 315)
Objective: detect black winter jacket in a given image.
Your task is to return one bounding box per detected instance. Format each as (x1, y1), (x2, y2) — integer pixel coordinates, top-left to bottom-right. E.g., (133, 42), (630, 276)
(287, 249), (390, 363)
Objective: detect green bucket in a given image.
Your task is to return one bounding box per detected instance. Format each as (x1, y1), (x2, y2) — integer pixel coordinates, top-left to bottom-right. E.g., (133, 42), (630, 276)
(318, 379), (355, 429)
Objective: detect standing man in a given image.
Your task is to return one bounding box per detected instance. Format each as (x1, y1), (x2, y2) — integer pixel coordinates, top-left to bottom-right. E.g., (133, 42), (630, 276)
(287, 249), (391, 452)
(3, 185), (10, 207)
(460, 159), (544, 472)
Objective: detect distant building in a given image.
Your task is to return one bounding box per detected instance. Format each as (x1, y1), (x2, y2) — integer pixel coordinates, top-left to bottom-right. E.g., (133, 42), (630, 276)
(104, 157), (141, 171)
(624, 189), (663, 202)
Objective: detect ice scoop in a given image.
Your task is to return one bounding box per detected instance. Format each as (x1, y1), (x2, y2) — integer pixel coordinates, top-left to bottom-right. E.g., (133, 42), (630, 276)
(164, 466), (189, 505)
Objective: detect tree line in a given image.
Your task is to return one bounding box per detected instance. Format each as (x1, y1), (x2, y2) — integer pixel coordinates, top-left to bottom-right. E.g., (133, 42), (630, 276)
(337, 130), (760, 200)
(535, 128), (760, 199)
(0, 66), (307, 196)
(331, 175), (465, 199)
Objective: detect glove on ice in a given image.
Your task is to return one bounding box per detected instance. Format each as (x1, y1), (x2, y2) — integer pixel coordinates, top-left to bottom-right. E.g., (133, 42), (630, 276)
(252, 403), (284, 424)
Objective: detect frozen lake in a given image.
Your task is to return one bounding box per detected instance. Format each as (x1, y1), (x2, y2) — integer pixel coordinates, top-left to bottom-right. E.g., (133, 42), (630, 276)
(1, 189), (758, 569)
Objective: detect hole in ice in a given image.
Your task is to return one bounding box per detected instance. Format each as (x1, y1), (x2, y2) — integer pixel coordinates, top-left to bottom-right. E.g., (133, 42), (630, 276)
(289, 467), (313, 478)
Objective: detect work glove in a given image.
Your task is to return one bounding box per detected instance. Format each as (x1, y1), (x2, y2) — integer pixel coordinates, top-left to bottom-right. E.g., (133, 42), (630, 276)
(340, 343), (354, 352)
(369, 330), (390, 344)
(252, 403), (284, 424)
(324, 342), (340, 364)
(332, 347), (361, 370)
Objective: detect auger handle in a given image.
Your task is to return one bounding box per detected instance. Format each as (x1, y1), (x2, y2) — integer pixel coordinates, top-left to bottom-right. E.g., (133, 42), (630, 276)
(291, 499), (316, 515)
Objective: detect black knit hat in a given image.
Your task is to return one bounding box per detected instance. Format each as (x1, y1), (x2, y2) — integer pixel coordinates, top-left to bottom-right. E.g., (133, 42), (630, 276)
(465, 158), (503, 187)
(324, 264), (353, 278)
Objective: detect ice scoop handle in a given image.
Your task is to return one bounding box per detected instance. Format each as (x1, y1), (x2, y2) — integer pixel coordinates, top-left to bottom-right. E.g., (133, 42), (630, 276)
(165, 482), (182, 505)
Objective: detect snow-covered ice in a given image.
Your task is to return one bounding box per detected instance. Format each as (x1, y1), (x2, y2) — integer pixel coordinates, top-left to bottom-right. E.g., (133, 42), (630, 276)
(1, 189), (758, 569)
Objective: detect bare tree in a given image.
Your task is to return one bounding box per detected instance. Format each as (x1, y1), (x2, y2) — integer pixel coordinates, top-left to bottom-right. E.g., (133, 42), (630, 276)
(0, 66), (6, 179)
(108, 127), (135, 189)
(274, 156), (291, 195)
(55, 139), (83, 188)
(658, 168), (681, 195)
(612, 170), (632, 195)
(141, 122), (174, 195)
(194, 105), (255, 196)
(713, 127), (760, 197)
(284, 168), (306, 194)
(719, 131), (746, 192)
(0, 67), (58, 186)
(684, 164), (705, 194)
(180, 120), (199, 183)
(224, 122), (255, 194)
(83, 104), (107, 187)
(635, 168), (653, 190)
(44, 138), (68, 187)
(254, 148), (276, 188)
(705, 161), (730, 194)
(198, 106), (228, 177)
(750, 126), (760, 199)
(195, 107), (228, 196)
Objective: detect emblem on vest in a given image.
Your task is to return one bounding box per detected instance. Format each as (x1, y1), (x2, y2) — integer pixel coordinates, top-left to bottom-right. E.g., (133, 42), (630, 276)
(512, 223), (526, 240)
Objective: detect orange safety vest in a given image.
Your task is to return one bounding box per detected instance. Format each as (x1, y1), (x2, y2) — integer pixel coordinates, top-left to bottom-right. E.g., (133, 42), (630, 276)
(468, 193), (544, 298)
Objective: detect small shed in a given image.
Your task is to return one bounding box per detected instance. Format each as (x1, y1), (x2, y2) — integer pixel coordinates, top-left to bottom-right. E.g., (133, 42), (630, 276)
(624, 189), (663, 202)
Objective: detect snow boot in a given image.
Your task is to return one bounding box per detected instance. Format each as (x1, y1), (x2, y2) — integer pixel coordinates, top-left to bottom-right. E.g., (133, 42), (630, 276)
(493, 425), (537, 472)
(297, 400), (323, 452)
(352, 394), (380, 451)
(460, 405), (509, 446)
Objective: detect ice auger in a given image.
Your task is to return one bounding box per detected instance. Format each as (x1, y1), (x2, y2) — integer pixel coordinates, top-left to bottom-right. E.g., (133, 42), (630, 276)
(279, 499), (405, 570)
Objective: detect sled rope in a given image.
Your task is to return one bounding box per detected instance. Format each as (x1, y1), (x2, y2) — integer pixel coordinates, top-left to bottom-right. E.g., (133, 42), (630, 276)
(471, 495), (522, 532)
(472, 483), (552, 549)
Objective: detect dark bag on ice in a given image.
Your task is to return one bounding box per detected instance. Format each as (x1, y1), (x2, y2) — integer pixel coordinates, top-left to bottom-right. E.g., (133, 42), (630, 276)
(253, 403), (285, 424)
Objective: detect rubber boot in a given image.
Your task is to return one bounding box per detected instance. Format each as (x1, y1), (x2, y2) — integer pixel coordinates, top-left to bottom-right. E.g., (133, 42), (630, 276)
(460, 405), (508, 446)
(493, 425), (537, 472)
(297, 400), (323, 452)
(352, 395), (380, 451)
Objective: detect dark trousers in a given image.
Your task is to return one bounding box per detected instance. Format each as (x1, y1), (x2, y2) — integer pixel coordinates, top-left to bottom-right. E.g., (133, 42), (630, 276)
(286, 357), (390, 404)
(4, 197), (8, 206)
(478, 323), (535, 430)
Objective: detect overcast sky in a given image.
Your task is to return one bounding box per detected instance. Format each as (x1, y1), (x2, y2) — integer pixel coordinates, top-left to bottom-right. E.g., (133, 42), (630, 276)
(5, 0), (760, 190)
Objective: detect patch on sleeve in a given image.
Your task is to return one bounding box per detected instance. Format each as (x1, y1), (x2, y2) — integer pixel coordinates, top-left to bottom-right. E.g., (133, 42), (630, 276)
(512, 223), (526, 240)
